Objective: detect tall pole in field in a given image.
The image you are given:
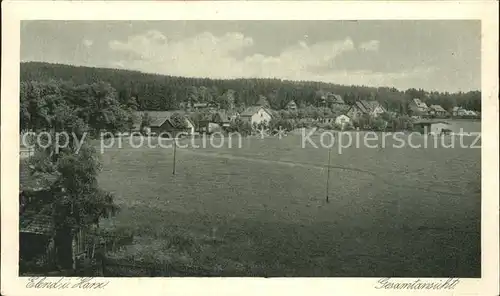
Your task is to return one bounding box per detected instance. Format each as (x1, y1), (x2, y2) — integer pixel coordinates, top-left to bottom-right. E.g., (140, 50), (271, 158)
(326, 144), (332, 203)
(172, 136), (177, 175)
(325, 124), (343, 203)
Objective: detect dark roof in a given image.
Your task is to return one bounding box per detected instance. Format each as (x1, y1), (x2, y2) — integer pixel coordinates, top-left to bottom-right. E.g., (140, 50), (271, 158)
(328, 93), (345, 104)
(240, 106), (272, 117)
(152, 119), (174, 128)
(213, 111), (238, 123)
(429, 105), (447, 112)
(133, 111), (171, 129)
(347, 100), (385, 115)
(413, 120), (450, 125)
(354, 101), (368, 113)
(359, 100), (385, 113)
(20, 205), (54, 236)
(318, 91), (345, 104)
(133, 111), (194, 129)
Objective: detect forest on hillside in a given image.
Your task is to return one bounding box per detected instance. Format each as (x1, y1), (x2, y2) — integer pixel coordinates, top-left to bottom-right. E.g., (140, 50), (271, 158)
(20, 62), (481, 113)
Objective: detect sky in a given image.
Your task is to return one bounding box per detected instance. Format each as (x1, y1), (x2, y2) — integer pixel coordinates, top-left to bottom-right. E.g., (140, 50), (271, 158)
(21, 20), (481, 93)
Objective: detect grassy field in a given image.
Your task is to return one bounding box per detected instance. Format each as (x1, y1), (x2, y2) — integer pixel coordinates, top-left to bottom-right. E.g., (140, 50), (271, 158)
(96, 125), (481, 277)
(447, 119), (481, 133)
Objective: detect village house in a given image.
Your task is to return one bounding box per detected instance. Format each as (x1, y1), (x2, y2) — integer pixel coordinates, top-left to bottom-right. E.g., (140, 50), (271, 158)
(409, 98), (429, 115)
(452, 106), (463, 116)
(213, 110), (239, 127)
(346, 102), (365, 119)
(452, 106), (465, 116)
(335, 114), (351, 127)
(452, 106), (478, 117)
(316, 94), (326, 107)
(286, 100), (298, 111)
(192, 102), (215, 111)
(346, 100), (386, 119)
(195, 110), (240, 134)
(195, 114), (217, 134)
(134, 111), (195, 137)
(197, 121), (225, 134)
(321, 114), (335, 124)
(240, 106), (273, 127)
(180, 101), (217, 112)
(428, 104), (448, 117)
(413, 120), (451, 135)
(317, 91), (345, 107)
(360, 100), (386, 117)
(326, 93), (345, 106)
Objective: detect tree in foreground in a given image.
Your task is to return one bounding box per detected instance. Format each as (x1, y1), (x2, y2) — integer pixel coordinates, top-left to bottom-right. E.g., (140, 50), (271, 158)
(21, 79), (121, 270)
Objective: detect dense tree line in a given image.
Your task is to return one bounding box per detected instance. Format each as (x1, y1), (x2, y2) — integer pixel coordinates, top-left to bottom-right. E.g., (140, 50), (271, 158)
(21, 62), (481, 113)
(20, 79), (135, 135)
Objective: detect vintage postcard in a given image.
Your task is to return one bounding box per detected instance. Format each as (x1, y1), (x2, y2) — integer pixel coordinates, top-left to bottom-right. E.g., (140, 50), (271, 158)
(1, 1), (499, 296)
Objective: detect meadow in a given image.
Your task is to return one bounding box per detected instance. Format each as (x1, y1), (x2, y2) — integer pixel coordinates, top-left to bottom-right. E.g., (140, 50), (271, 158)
(446, 119), (482, 133)
(96, 122), (481, 277)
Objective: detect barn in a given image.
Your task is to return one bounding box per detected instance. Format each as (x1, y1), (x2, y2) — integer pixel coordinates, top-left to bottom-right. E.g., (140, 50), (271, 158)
(413, 120), (451, 135)
(133, 111), (195, 137)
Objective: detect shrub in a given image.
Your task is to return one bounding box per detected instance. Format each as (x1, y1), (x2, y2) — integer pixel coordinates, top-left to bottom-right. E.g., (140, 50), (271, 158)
(372, 118), (388, 131)
(269, 118), (296, 132)
(227, 118), (252, 136)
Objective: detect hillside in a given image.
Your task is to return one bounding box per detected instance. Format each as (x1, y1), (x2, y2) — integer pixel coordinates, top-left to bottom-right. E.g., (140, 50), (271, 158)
(20, 62), (481, 112)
